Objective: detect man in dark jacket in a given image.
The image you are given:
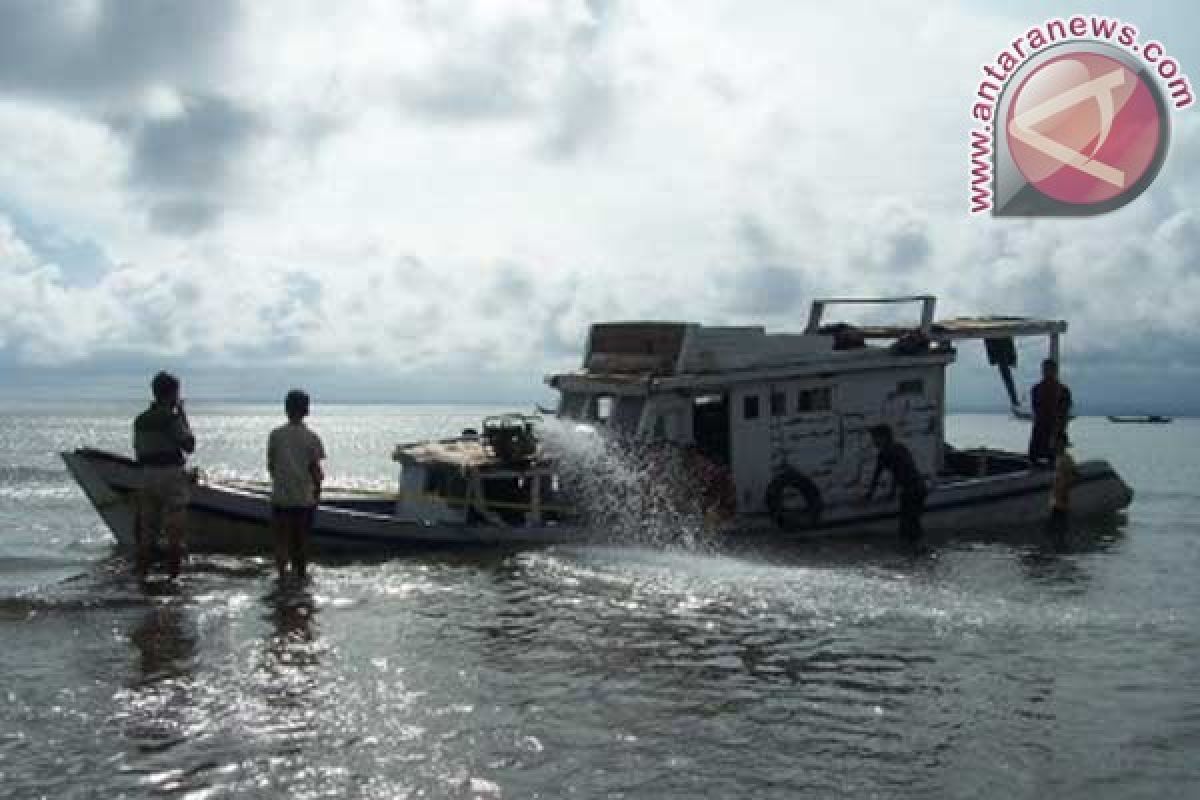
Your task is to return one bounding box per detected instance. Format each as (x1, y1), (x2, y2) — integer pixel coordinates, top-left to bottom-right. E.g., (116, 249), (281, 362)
(133, 371), (196, 578)
(865, 424), (928, 547)
(1029, 359), (1072, 467)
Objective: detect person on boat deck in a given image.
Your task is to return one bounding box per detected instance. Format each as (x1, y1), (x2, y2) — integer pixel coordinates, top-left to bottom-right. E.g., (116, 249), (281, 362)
(133, 371), (196, 579)
(865, 424), (928, 546)
(1029, 358), (1073, 467)
(1046, 432), (1077, 545)
(267, 389), (326, 583)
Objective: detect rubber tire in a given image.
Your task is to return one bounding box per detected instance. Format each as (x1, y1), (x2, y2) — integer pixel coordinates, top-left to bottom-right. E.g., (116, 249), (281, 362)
(766, 470), (823, 530)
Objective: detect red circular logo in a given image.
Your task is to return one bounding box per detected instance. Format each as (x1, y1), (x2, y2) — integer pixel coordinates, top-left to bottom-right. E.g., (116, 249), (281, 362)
(1006, 51), (1163, 205)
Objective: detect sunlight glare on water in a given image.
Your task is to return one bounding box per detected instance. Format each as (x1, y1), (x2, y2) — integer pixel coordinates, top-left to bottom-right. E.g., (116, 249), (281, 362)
(0, 404), (1198, 797)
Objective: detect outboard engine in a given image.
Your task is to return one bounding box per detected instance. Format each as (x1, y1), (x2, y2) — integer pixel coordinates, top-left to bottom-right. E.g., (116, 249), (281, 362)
(482, 414), (538, 465)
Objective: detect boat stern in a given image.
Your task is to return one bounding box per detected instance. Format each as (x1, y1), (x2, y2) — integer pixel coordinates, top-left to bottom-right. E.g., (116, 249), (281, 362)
(1074, 458), (1135, 516)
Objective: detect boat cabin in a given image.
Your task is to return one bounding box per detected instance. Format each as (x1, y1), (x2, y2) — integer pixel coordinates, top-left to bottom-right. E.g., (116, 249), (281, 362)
(545, 296), (1066, 516)
(392, 414), (565, 526)
(392, 296), (1067, 526)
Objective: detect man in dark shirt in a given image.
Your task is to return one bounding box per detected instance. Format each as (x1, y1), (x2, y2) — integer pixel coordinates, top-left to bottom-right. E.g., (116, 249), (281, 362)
(1029, 358), (1072, 467)
(133, 371), (196, 578)
(865, 424), (928, 546)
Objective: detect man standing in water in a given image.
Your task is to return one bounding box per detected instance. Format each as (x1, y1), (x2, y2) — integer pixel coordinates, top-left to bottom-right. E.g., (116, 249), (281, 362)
(267, 390), (325, 584)
(133, 371), (196, 579)
(865, 424), (928, 548)
(1046, 433), (1077, 547)
(1029, 358), (1073, 467)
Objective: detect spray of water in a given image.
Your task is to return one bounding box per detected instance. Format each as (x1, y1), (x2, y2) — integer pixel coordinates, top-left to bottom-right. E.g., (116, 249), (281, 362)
(536, 416), (713, 550)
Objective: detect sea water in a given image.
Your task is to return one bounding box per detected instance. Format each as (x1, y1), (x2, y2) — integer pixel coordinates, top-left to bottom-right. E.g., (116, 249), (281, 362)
(1, 402), (1197, 798)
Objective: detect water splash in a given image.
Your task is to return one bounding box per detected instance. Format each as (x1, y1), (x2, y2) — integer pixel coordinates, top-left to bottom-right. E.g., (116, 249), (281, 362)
(536, 417), (711, 550)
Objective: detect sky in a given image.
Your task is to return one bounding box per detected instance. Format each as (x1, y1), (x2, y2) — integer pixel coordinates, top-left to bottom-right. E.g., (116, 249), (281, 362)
(0, 1), (1197, 412)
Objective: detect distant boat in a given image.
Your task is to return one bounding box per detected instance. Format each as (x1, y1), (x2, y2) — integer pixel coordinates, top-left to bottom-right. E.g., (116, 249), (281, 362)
(1107, 415), (1173, 424)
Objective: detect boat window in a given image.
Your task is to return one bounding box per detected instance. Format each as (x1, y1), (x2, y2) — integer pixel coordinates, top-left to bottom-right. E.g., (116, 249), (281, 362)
(743, 394), (760, 420)
(611, 396), (645, 432)
(481, 475), (530, 524)
(896, 379), (924, 396)
(425, 466), (467, 500)
(595, 395), (614, 422)
(797, 387), (832, 413)
(559, 392), (587, 419)
(770, 390), (787, 417)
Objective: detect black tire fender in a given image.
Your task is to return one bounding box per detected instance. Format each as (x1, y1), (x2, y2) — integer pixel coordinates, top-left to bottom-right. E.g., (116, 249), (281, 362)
(766, 469), (823, 529)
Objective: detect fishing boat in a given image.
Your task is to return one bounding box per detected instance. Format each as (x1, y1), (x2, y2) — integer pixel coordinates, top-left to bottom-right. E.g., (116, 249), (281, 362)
(1107, 415), (1172, 424)
(63, 295), (1134, 555)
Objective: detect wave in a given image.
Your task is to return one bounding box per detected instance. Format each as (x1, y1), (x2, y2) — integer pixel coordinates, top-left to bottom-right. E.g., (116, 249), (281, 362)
(0, 465), (68, 485)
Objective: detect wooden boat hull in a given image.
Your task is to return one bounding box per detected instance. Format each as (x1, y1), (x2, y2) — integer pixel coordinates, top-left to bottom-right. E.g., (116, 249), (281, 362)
(61, 449), (588, 553)
(63, 448), (1134, 554)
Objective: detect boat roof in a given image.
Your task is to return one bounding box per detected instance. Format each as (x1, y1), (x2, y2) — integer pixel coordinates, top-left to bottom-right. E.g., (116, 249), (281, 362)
(855, 316), (1068, 342)
(393, 437), (554, 474)
(546, 296), (1066, 391)
(394, 438), (494, 468)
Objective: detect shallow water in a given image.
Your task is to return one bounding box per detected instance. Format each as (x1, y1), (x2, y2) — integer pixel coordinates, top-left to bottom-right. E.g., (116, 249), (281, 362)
(1, 404), (1198, 798)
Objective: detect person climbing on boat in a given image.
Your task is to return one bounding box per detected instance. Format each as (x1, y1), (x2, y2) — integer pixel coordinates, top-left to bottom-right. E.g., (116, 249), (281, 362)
(267, 389), (326, 584)
(132, 371), (196, 579)
(1029, 359), (1072, 468)
(865, 424), (928, 547)
(1046, 432), (1076, 547)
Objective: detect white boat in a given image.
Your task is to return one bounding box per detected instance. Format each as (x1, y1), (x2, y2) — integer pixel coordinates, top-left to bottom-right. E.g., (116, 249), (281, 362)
(64, 296), (1133, 554)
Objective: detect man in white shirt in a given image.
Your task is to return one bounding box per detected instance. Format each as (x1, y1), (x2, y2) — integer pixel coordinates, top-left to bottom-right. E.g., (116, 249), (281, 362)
(267, 389), (326, 583)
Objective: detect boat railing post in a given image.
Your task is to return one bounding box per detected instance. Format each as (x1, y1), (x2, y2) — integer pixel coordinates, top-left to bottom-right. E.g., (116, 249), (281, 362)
(805, 301), (826, 333)
(1049, 333), (1061, 364)
(919, 296), (936, 336)
(531, 473), (542, 525)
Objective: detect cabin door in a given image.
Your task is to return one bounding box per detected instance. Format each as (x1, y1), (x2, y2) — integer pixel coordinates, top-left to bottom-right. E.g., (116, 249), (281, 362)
(691, 394), (730, 466)
(729, 384), (772, 514)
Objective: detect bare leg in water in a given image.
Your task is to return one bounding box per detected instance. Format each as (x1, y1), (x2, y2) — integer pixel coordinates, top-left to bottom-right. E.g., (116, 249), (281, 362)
(272, 511), (292, 582)
(164, 509), (186, 579)
(290, 509), (311, 583)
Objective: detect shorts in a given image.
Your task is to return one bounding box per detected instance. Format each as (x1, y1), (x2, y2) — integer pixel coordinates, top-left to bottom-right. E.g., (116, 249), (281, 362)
(138, 466), (190, 536)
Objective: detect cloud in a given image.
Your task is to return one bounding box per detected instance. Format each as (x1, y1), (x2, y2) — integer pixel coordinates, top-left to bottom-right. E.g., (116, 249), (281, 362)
(391, 0), (621, 156)
(0, 2), (1198, 408)
(121, 92), (262, 232)
(0, 0), (237, 101)
(146, 200), (222, 236)
(717, 217), (807, 315)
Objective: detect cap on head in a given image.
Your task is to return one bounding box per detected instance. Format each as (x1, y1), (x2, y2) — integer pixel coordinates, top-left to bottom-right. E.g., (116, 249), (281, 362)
(151, 371), (180, 403)
(285, 389), (310, 419)
(869, 423), (893, 442)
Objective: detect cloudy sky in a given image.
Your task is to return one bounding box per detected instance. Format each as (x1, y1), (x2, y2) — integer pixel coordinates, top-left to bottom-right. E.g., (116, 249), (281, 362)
(0, 1), (1197, 410)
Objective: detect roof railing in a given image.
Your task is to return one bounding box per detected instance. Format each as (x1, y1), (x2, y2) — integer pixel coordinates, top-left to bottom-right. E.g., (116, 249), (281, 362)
(805, 295), (936, 336)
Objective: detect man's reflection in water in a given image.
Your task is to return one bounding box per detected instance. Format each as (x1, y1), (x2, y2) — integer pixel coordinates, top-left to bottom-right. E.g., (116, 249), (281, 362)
(262, 588), (321, 708)
(125, 601), (198, 755)
(130, 601), (197, 685)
